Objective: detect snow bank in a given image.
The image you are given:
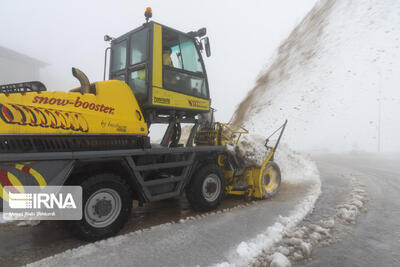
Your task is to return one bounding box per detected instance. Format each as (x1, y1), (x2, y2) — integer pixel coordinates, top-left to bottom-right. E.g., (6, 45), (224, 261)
(336, 180), (368, 224)
(252, 174), (368, 266)
(230, 0), (400, 152)
(214, 145), (321, 267)
(0, 213), (6, 224)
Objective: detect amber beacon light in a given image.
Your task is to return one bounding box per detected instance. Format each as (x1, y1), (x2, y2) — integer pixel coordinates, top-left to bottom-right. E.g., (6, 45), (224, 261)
(145, 7), (152, 22)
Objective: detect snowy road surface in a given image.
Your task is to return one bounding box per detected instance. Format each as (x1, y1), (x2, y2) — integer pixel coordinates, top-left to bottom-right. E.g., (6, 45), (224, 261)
(296, 154), (400, 267)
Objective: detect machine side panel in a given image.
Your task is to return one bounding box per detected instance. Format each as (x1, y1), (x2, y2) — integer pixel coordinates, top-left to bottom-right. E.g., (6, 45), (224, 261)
(0, 160), (75, 210)
(152, 87), (210, 111)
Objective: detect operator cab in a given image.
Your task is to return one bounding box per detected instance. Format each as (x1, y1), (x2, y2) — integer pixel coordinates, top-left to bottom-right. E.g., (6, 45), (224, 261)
(107, 15), (211, 124)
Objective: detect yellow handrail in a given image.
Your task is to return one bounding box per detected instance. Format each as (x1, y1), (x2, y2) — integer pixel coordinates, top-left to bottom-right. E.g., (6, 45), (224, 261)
(219, 123), (249, 145)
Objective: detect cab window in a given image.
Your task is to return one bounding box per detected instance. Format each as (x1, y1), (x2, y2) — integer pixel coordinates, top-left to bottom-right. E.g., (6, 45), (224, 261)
(162, 28), (208, 99)
(130, 29), (148, 65)
(111, 40), (127, 72)
(129, 69), (147, 104)
(180, 35), (203, 73)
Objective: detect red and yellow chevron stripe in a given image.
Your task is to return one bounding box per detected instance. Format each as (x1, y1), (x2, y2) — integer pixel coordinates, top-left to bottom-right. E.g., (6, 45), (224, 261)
(0, 168), (24, 202)
(0, 164), (46, 202)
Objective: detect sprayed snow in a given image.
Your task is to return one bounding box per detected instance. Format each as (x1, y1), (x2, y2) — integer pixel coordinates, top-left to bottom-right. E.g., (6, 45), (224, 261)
(231, 134), (270, 167)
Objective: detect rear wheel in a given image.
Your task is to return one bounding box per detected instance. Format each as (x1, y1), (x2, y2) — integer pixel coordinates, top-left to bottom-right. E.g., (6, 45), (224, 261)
(65, 173), (132, 241)
(261, 161), (281, 198)
(186, 164), (225, 211)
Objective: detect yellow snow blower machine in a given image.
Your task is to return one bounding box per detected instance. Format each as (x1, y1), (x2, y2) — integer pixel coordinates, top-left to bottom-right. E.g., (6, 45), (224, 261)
(0, 7), (286, 241)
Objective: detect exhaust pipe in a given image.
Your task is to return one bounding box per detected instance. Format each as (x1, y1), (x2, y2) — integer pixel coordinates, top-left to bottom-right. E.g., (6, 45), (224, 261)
(72, 67), (90, 94)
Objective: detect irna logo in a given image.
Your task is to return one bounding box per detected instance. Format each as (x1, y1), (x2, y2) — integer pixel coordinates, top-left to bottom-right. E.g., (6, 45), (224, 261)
(9, 192), (77, 209)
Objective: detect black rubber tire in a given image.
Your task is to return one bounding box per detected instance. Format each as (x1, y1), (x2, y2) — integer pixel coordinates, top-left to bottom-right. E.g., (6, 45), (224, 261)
(186, 164), (225, 211)
(65, 173), (132, 241)
(263, 161), (281, 198)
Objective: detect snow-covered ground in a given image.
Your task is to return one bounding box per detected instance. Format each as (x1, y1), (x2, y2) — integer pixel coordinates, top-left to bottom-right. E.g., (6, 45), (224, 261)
(231, 0), (400, 153)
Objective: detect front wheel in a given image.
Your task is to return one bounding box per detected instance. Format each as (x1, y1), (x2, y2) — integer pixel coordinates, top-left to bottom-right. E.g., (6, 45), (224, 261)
(186, 164), (225, 211)
(261, 161), (281, 198)
(65, 173), (132, 241)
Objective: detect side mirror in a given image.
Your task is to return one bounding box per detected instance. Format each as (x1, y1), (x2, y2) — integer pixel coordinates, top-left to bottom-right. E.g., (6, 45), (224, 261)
(104, 35), (113, 42)
(202, 37), (211, 57)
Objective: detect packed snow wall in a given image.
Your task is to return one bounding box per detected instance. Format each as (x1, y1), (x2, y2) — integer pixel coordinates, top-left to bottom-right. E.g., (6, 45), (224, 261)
(230, 0), (400, 152)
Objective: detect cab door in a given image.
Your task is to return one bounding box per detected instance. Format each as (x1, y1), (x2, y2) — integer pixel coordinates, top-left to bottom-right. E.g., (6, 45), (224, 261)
(151, 23), (211, 112)
(110, 27), (150, 106)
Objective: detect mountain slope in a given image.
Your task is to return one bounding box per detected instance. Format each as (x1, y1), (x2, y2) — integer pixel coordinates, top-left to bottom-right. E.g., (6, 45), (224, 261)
(231, 0), (400, 152)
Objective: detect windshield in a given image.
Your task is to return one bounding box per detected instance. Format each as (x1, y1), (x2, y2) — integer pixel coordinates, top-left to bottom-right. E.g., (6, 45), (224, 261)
(162, 28), (208, 99)
(130, 29), (149, 65)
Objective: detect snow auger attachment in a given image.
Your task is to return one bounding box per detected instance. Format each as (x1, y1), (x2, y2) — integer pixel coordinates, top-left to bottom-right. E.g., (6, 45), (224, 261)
(195, 120), (288, 200)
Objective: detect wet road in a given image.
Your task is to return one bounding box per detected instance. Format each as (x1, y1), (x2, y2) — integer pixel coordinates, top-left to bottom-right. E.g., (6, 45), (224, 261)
(298, 153), (400, 267)
(0, 195), (247, 267)
(27, 180), (315, 266)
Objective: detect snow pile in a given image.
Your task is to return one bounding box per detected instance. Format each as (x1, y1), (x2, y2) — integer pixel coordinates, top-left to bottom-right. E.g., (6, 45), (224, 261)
(336, 178), (368, 224)
(230, 133), (319, 186)
(274, 144), (318, 185)
(230, 0), (400, 152)
(229, 134), (270, 167)
(0, 213), (7, 224)
(269, 252), (291, 267)
(251, 174), (368, 266)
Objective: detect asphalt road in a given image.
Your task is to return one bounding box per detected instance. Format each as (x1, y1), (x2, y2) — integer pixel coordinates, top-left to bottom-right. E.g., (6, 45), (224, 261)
(298, 153), (400, 267)
(0, 195), (246, 267)
(0, 180), (313, 266)
(27, 180), (315, 266)
(0, 153), (399, 266)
